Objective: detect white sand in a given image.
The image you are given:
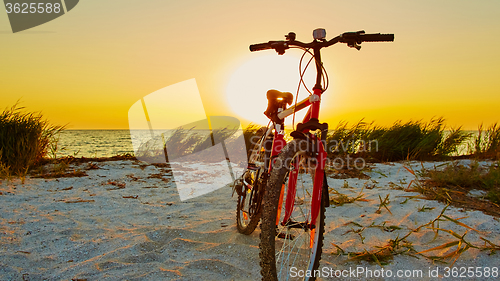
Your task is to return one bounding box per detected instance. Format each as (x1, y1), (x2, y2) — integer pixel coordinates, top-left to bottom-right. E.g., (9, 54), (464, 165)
(0, 159), (499, 280)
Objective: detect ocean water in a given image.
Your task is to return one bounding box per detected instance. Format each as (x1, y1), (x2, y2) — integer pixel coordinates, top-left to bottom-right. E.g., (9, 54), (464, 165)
(55, 129), (239, 159)
(55, 130), (136, 158)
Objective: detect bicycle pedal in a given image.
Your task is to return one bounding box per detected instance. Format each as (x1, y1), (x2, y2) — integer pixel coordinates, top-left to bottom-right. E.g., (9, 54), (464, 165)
(277, 232), (295, 240)
(234, 181), (245, 196)
(285, 220), (311, 230)
(290, 131), (307, 140)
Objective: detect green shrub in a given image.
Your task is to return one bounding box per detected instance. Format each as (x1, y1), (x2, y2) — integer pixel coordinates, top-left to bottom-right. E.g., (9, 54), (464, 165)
(0, 103), (63, 176)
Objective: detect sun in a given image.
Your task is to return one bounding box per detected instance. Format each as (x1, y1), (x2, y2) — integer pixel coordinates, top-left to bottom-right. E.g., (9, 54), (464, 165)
(226, 53), (317, 126)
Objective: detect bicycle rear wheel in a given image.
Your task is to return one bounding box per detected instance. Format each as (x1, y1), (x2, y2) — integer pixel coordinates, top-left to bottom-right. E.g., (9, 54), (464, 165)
(236, 132), (272, 235)
(236, 167), (264, 234)
(259, 139), (326, 281)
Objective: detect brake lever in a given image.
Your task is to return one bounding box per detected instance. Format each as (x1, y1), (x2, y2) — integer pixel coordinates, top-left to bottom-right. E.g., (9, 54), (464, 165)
(347, 41), (361, 50)
(341, 30), (365, 50)
(271, 41), (288, 55)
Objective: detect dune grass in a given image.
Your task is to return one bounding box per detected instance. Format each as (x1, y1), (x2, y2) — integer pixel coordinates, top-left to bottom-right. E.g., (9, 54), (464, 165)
(324, 117), (495, 162)
(326, 119), (371, 157)
(163, 127), (209, 160)
(337, 204), (500, 266)
(242, 124), (266, 155)
(167, 123), (264, 163)
(0, 103), (63, 177)
(135, 124), (249, 164)
(328, 186), (367, 206)
(149, 118), (494, 164)
(422, 161), (500, 205)
(361, 118), (469, 161)
(474, 123), (500, 158)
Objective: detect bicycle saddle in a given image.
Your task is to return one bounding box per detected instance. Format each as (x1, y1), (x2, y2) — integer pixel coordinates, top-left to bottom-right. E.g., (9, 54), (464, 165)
(265, 90), (293, 123)
(266, 89), (293, 105)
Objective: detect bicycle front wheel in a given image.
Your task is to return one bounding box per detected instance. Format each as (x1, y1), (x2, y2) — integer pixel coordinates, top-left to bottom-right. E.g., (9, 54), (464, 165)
(259, 139), (326, 281)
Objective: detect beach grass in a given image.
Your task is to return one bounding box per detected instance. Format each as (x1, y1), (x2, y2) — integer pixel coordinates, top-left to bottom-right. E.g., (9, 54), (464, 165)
(343, 203), (500, 266)
(0, 102), (63, 177)
(360, 117), (464, 161)
(325, 117), (500, 162)
(326, 119), (371, 157)
(134, 124), (249, 164)
(242, 124), (266, 156)
(164, 127), (208, 160)
(131, 118), (496, 165)
(164, 124), (262, 162)
(422, 161), (500, 205)
(328, 187), (367, 206)
(474, 123), (500, 158)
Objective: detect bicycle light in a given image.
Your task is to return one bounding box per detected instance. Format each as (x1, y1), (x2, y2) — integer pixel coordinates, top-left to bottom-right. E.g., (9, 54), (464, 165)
(313, 28), (326, 40)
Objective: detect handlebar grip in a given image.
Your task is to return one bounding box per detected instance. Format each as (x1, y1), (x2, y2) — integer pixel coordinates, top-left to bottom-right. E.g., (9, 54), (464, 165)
(249, 42), (272, 52)
(359, 33), (394, 42)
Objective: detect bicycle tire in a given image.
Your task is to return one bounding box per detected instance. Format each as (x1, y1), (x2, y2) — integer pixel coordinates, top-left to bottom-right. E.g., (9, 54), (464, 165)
(259, 139), (326, 281)
(236, 133), (272, 235)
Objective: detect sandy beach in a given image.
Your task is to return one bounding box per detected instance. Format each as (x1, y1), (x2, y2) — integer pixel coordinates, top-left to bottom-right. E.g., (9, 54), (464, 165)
(1, 159), (499, 280)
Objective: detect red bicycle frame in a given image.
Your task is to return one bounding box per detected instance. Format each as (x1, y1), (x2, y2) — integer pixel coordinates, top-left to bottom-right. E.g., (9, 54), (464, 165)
(267, 86), (327, 232)
(252, 30), (393, 235)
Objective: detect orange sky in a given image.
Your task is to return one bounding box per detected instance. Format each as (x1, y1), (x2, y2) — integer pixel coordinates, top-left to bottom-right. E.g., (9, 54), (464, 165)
(1, 1), (499, 130)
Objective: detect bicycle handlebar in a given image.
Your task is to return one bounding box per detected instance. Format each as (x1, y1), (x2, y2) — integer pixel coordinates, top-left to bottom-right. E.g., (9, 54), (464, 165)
(249, 29), (394, 89)
(249, 30), (394, 53)
(357, 33), (394, 42)
(249, 42), (278, 52)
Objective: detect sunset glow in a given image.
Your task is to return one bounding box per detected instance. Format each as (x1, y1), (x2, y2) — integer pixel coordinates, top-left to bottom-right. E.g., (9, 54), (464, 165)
(1, 1), (499, 130)
(226, 53), (318, 126)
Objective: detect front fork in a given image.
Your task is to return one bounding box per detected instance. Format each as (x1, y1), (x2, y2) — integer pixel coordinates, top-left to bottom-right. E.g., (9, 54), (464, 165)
(274, 85), (329, 232)
(310, 142), (327, 227)
(279, 135), (327, 230)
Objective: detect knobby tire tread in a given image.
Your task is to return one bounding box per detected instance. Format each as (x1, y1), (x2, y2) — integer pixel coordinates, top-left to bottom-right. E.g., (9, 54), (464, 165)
(259, 139), (326, 281)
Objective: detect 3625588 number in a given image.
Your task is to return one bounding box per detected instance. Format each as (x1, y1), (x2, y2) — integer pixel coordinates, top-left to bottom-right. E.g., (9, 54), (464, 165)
(443, 267), (498, 278)
(5, 3), (62, 14)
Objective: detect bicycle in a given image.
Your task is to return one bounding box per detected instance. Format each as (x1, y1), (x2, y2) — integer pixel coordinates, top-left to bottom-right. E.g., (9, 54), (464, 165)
(234, 28), (394, 280)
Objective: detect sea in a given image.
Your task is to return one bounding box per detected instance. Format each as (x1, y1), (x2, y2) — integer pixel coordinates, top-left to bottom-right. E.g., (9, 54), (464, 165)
(55, 129), (218, 158)
(55, 130), (137, 158)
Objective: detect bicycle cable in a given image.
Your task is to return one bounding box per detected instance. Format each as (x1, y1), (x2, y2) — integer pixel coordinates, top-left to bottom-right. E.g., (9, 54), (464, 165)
(294, 46), (330, 93)
(290, 46), (329, 129)
(292, 47), (314, 128)
(297, 47), (314, 96)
